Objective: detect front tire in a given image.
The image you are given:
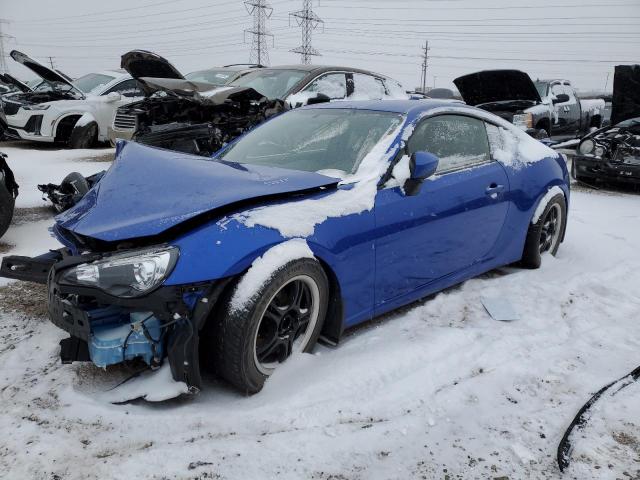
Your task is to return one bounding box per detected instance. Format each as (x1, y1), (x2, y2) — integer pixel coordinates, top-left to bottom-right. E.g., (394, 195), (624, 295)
(213, 258), (329, 394)
(521, 193), (566, 269)
(0, 179), (15, 238)
(68, 122), (98, 149)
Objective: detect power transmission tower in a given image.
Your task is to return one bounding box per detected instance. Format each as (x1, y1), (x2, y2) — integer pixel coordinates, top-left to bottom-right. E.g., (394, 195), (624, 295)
(420, 40), (429, 93)
(289, 0), (324, 65)
(244, 0), (273, 66)
(0, 19), (12, 73)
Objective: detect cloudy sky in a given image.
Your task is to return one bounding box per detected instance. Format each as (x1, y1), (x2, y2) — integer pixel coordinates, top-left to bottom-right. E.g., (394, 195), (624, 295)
(1, 0), (638, 92)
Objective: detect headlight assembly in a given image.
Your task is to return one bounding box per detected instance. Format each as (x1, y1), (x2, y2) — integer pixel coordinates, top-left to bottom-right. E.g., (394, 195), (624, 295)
(513, 113), (533, 129)
(22, 104), (50, 111)
(60, 246), (179, 298)
(578, 139), (595, 155)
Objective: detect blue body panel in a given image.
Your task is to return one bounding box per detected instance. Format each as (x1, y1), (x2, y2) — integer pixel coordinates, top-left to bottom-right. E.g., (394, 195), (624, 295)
(54, 100), (569, 333)
(55, 141), (338, 242)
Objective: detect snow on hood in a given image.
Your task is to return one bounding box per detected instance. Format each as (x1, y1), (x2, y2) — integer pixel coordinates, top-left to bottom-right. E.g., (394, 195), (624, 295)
(454, 70), (541, 106)
(233, 120), (405, 238)
(55, 141), (339, 243)
(9, 50), (81, 96)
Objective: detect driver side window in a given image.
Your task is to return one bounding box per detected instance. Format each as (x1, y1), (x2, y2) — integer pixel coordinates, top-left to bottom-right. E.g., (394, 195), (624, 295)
(407, 115), (491, 173)
(303, 73), (347, 99)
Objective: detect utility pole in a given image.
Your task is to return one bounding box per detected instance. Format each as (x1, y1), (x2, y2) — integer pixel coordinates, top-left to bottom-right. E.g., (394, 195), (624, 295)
(420, 40), (429, 93)
(244, 0), (273, 66)
(48, 56), (55, 69)
(289, 0), (324, 65)
(0, 19), (12, 73)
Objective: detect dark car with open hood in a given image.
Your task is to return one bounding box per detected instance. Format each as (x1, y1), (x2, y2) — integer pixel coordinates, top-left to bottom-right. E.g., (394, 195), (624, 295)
(454, 70), (604, 140)
(572, 65), (640, 187)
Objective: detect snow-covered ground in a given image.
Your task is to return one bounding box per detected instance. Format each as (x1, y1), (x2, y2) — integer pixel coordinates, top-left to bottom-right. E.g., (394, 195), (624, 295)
(0, 142), (639, 480)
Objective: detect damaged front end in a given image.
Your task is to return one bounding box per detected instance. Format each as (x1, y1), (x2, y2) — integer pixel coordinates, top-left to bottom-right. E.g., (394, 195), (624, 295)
(572, 118), (640, 185)
(123, 85), (288, 156)
(1, 245), (230, 393)
(572, 65), (640, 186)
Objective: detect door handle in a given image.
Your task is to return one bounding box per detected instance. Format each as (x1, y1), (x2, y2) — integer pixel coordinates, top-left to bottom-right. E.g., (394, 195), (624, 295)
(485, 183), (505, 198)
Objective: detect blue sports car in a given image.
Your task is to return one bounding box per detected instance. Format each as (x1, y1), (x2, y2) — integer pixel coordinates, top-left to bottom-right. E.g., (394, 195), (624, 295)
(1, 100), (569, 394)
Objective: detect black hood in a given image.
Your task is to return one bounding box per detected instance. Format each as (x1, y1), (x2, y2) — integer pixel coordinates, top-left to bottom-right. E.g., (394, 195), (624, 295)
(10, 50), (79, 93)
(0, 73), (32, 93)
(611, 64), (640, 126)
(121, 50), (184, 81)
(454, 70), (541, 106)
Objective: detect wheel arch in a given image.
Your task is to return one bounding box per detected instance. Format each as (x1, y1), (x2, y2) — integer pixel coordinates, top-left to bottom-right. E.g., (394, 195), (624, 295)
(53, 112), (97, 142)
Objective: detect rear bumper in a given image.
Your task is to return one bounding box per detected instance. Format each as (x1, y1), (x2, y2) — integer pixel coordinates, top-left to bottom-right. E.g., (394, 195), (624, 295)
(572, 156), (640, 184)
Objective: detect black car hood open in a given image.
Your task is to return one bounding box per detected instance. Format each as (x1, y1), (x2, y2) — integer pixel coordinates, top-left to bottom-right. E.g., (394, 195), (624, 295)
(611, 64), (640, 126)
(121, 50), (184, 81)
(454, 70), (541, 106)
(10, 50), (80, 95)
(0, 73), (32, 93)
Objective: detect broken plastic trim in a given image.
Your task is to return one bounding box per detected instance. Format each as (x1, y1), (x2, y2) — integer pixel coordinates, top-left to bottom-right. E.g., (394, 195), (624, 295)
(557, 364), (640, 471)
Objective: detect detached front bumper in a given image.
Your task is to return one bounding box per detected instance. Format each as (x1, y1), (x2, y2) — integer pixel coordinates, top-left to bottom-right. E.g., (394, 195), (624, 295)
(0, 250), (231, 391)
(572, 155), (640, 184)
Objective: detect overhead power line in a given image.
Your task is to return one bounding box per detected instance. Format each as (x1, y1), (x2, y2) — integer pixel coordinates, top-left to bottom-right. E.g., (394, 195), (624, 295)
(289, 0), (324, 64)
(245, 0), (274, 66)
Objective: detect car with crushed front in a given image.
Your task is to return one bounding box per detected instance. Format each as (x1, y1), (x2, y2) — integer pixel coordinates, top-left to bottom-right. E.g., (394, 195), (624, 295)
(1, 100), (569, 395)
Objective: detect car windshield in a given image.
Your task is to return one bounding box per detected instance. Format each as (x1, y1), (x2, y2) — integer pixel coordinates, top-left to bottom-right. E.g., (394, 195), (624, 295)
(534, 81), (548, 98)
(218, 108), (403, 175)
(73, 73), (116, 94)
(185, 69), (236, 85)
(230, 69), (307, 99)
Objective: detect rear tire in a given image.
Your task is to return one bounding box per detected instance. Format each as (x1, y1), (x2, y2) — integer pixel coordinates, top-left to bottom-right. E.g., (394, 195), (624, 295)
(68, 122), (98, 149)
(0, 179), (15, 239)
(212, 258), (329, 394)
(521, 193), (566, 269)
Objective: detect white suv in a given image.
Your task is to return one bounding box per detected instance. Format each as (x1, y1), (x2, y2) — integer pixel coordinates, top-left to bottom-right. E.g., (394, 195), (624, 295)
(1, 50), (144, 148)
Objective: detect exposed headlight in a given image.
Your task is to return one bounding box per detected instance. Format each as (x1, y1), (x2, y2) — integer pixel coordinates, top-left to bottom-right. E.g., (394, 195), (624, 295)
(22, 104), (50, 111)
(578, 139), (595, 155)
(594, 146), (605, 157)
(60, 246), (179, 298)
(513, 113), (533, 129)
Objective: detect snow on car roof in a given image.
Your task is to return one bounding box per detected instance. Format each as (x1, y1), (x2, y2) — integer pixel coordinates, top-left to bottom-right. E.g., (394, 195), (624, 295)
(305, 98), (471, 115)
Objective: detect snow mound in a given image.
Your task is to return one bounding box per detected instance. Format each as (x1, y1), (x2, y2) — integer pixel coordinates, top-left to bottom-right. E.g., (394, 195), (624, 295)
(230, 239), (314, 312)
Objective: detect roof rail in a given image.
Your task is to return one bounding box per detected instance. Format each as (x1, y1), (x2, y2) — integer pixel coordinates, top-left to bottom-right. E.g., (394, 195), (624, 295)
(223, 63), (264, 69)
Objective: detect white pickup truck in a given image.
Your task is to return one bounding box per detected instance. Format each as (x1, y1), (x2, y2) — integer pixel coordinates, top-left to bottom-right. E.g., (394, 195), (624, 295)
(454, 70), (605, 140)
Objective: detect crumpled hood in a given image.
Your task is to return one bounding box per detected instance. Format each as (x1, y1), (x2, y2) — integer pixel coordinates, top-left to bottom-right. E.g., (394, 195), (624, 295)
(611, 64), (640, 125)
(55, 141), (338, 243)
(454, 70), (541, 106)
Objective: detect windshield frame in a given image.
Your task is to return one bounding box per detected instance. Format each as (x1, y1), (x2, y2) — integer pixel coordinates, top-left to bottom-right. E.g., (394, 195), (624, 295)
(534, 81), (549, 99)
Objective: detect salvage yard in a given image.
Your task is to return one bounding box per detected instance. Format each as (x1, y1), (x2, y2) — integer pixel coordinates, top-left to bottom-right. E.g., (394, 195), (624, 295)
(0, 145), (638, 479)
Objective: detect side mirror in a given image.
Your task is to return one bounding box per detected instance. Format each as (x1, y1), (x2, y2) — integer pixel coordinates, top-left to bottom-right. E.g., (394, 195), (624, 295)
(106, 92), (121, 102)
(306, 93), (331, 105)
(404, 151), (439, 196)
(552, 93), (569, 104)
